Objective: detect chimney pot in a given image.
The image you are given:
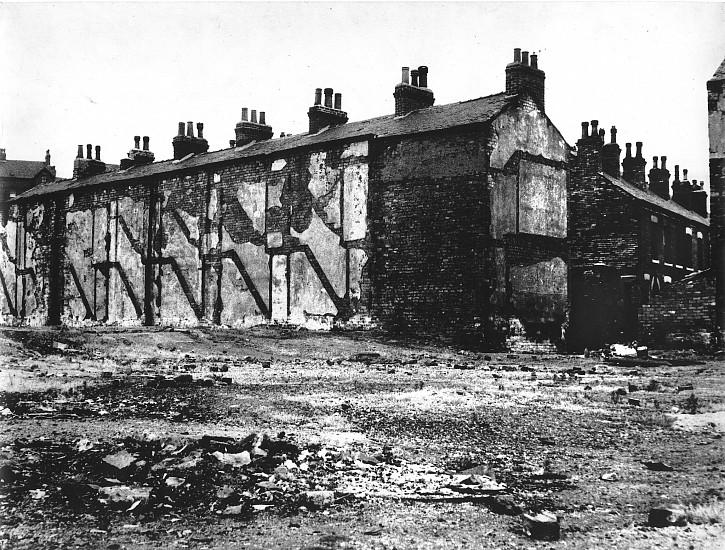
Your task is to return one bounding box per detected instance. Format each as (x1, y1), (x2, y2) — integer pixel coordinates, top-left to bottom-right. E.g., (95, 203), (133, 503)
(187, 121), (194, 138)
(610, 126), (617, 144)
(259, 111), (266, 125)
(178, 122), (185, 136)
(324, 88), (333, 108)
(402, 66), (410, 85)
(197, 122), (204, 139)
(334, 93), (342, 110)
(625, 143), (632, 157)
(230, 139), (236, 148)
(411, 69), (419, 87)
(242, 107), (248, 121)
(661, 156), (667, 170)
(683, 168), (689, 180)
(514, 48), (521, 63)
(531, 53), (538, 69)
(674, 165), (680, 181)
(134, 136), (141, 149)
(653, 156), (658, 169)
(522, 51), (529, 65)
(598, 128), (605, 139)
(251, 110), (257, 124)
(77, 145), (84, 158)
(581, 121), (589, 138)
(86, 144), (92, 159)
(590, 120), (599, 135)
(95, 145), (101, 161)
(45, 149), (51, 166)
(418, 66), (428, 88)
(636, 142), (643, 158)
(143, 136), (149, 151)
(314, 89), (322, 106)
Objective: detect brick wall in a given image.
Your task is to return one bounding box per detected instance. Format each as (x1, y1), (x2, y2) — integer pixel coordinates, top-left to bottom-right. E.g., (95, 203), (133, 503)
(639, 270), (717, 350)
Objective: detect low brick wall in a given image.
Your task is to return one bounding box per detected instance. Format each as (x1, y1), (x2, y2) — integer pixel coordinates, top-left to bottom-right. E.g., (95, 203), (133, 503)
(638, 269), (717, 349)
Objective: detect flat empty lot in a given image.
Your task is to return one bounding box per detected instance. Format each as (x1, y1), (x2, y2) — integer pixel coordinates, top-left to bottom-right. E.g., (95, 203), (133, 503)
(0, 326), (723, 549)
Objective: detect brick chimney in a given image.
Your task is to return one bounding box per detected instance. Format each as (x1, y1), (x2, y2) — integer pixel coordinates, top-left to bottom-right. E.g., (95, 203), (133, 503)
(674, 168), (708, 217)
(120, 135), (155, 169)
(621, 141), (647, 189)
(574, 120), (604, 178)
(505, 48), (546, 111)
(690, 180), (709, 218)
(394, 65), (435, 116)
(73, 143), (107, 179)
(234, 107), (274, 146)
(308, 88), (348, 134)
(0, 149), (6, 162)
(602, 126), (621, 178)
(648, 155), (671, 199)
(172, 121), (209, 160)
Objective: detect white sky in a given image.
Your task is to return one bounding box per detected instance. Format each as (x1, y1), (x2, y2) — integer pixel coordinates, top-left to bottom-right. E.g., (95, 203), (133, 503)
(1, 2), (724, 187)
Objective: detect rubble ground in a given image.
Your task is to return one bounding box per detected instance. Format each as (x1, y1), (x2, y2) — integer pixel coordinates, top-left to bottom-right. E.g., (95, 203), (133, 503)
(0, 325), (724, 550)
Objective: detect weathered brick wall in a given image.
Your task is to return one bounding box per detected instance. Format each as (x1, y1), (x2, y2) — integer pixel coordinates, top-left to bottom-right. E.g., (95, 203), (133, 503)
(8, 140), (371, 329)
(639, 270), (717, 349)
(369, 102), (569, 349)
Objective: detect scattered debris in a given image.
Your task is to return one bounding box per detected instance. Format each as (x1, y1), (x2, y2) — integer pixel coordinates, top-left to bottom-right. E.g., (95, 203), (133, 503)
(648, 507), (687, 527)
(643, 461), (674, 472)
(522, 510), (560, 541)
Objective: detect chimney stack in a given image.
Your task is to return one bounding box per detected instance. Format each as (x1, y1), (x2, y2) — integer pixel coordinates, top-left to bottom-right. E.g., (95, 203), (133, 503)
(506, 47), (546, 111)
(173, 121), (209, 160)
(234, 106), (274, 146)
(602, 125), (621, 178)
(394, 64), (435, 116)
(45, 149), (51, 166)
(308, 87), (349, 134)
(575, 118), (604, 182)
(121, 134), (155, 169)
(622, 139), (647, 189)
(649, 153), (671, 199)
(74, 143), (107, 179)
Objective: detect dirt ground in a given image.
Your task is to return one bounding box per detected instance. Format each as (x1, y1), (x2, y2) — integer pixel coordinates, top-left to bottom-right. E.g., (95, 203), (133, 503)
(0, 325), (723, 549)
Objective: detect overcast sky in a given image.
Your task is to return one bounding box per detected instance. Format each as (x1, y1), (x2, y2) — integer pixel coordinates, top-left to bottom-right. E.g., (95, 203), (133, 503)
(1, 2), (724, 186)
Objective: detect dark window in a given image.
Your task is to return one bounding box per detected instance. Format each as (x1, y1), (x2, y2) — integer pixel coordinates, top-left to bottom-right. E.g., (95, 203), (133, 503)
(650, 222), (663, 259)
(679, 230), (692, 267)
(663, 224), (674, 263)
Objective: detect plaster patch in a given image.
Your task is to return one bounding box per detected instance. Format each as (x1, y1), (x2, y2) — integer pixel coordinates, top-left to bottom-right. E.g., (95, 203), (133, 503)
(237, 180), (266, 235)
(207, 188), (218, 220)
(341, 141), (368, 159)
(343, 164), (368, 241)
(348, 248), (368, 301)
(271, 255), (288, 322)
(291, 211), (346, 297)
(271, 159), (287, 171)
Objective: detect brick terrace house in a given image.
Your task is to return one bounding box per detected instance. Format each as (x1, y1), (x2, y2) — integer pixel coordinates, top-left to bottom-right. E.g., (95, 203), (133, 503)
(569, 122), (710, 350)
(0, 149), (56, 224)
(2, 49), (570, 351)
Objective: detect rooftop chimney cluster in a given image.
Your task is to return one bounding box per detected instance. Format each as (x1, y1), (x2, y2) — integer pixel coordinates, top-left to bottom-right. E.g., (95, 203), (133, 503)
(73, 143), (108, 179)
(172, 121), (209, 160)
(394, 65), (435, 117)
(120, 135), (154, 169)
(234, 107), (273, 147)
(308, 87), (348, 134)
(506, 48), (546, 111)
(578, 120), (708, 218)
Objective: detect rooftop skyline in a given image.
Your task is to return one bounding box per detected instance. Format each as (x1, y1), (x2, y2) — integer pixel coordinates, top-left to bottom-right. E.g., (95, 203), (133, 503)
(1, 2), (724, 188)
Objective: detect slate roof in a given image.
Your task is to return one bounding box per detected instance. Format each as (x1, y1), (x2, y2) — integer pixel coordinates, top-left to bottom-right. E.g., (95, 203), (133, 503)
(601, 172), (709, 226)
(710, 56), (725, 82)
(16, 92), (513, 200)
(0, 160), (51, 180)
